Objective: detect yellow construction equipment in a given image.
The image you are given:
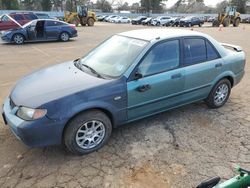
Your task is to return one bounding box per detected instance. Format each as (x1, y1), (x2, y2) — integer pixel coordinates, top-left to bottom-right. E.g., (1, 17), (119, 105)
(212, 6), (241, 27)
(64, 5), (96, 26)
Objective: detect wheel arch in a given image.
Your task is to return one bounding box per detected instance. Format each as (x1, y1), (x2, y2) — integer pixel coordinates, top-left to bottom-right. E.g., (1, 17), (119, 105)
(11, 33), (26, 42)
(62, 107), (115, 142)
(213, 73), (235, 88)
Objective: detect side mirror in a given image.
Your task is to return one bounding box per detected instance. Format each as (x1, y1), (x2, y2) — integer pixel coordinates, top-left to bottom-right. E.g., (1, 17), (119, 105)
(134, 71), (143, 80)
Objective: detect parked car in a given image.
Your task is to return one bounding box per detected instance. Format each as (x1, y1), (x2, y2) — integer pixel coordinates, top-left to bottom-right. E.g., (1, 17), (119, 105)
(35, 13), (53, 19)
(179, 16), (204, 27)
(242, 17), (250, 23)
(97, 15), (108, 22)
(1, 19), (77, 44)
(0, 12), (38, 31)
(207, 16), (216, 22)
(131, 16), (147, 25)
(2, 29), (245, 155)
(141, 17), (152, 25)
(104, 15), (117, 22)
(110, 16), (120, 23)
(115, 17), (131, 23)
(151, 16), (172, 26)
(162, 17), (179, 26)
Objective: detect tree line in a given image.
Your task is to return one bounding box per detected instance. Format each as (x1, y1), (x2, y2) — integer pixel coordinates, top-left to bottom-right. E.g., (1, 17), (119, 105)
(0, 0), (249, 14)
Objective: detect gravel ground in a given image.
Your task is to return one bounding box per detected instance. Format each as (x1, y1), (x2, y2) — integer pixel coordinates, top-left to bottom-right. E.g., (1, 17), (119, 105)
(0, 22), (249, 188)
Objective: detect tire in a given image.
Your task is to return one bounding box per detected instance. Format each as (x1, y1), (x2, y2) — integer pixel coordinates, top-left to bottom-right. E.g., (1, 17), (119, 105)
(60, 32), (70, 42)
(205, 79), (231, 109)
(13, 34), (25, 45)
(222, 18), (230, 27)
(64, 110), (112, 155)
(87, 18), (95, 26)
(212, 20), (220, 27)
(199, 23), (201, 27)
(233, 18), (240, 27)
(156, 22), (160, 26)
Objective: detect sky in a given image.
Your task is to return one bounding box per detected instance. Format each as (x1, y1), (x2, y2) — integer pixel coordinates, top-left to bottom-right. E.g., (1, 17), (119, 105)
(109, 0), (225, 7)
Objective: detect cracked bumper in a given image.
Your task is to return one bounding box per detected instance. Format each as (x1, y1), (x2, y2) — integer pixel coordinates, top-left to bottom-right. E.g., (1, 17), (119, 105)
(2, 98), (65, 147)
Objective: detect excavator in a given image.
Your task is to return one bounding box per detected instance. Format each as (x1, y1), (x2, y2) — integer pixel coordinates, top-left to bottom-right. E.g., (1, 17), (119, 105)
(64, 5), (96, 27)
(212, 6), (241, 27)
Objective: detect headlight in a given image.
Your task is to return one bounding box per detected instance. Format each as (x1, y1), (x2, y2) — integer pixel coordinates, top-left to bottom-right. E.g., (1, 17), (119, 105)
(16, 107), (47, 121)
(2, 31), (11, 36)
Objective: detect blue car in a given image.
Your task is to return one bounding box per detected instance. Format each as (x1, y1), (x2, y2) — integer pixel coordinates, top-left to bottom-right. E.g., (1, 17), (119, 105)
(2, 29), (245, 155)
(1, 19), (77, 44)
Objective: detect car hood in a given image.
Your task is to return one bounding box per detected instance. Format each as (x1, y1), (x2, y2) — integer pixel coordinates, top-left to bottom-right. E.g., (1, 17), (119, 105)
(10, 61), (111, 108)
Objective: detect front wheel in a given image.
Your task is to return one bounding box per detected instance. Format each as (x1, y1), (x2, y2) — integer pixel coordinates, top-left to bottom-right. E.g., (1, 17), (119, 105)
(205, 79), (231, 108)
(64, 110), (112, 155)
(13, 34), (25, 45)
(60, 32), (70, 42)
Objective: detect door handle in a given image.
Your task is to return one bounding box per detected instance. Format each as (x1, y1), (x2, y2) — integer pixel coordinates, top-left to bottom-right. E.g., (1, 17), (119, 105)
(137, 84), (151, 92)
(215, 63), (222, 68)
(171, 73), (182, 79)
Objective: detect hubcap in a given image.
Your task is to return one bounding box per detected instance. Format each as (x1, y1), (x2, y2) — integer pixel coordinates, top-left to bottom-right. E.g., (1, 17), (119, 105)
(75, 120), (105, 149)
(214, 83), (229, 106)
(61, 33), (69, 41)
(14, 35), (23, 44)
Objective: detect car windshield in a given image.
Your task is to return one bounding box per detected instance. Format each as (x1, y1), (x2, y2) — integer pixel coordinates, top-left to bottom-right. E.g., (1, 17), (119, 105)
(23, 20), (36, 28)
(79, 35), (148, 78)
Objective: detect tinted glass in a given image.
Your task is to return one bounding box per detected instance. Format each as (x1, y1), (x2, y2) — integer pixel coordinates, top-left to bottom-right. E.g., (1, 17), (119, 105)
(184, 38), (206, 65)
(13, 15), (23, 21)
(138, 40), (180, 76)
(206, 41), (219, 61)
(24, 14), (38, 20)
(46, 21), (61, 26)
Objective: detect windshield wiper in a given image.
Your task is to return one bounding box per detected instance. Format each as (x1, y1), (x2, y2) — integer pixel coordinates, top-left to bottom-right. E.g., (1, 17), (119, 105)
(81, 64), (104, 78)
(74, 59), (104, 78)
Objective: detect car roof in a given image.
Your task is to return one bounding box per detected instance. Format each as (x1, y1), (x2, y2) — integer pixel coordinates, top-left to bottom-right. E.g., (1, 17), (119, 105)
(119, 29), (208, 41)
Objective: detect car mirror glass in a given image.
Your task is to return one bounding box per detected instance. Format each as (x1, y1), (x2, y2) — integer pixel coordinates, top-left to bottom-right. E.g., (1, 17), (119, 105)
(134, 71), (143, 80)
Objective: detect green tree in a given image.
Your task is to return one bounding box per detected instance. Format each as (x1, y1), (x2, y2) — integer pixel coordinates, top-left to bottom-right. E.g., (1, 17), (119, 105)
(216, 0), (229, 12)
(96, 0), (112, 12)
(230, 0), (247, 13)
(1, 0), (19, 10)
(140, 0), (166, 13)
(41, 0), (52, 11)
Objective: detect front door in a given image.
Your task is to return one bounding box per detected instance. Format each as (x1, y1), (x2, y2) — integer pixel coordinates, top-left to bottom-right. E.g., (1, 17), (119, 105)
(127, 39), (185, 120)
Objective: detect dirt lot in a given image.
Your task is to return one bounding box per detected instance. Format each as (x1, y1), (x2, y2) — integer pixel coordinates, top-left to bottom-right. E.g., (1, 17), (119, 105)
(0, 22), (250, 188)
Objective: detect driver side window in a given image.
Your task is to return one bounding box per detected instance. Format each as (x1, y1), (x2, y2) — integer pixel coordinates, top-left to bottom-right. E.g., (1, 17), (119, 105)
(138, 40), (180, 76)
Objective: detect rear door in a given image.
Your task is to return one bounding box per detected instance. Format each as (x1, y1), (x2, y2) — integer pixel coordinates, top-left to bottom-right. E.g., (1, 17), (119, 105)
(45, 20), (61, 39)
(181, 37), (222, 102)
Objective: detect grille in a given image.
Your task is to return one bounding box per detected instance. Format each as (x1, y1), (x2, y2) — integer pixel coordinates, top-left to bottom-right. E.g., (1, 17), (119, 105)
(9, 98), (16, 109)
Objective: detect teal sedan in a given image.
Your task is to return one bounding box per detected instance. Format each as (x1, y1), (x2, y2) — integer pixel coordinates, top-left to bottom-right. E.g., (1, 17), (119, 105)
(2, 29), (245, 155)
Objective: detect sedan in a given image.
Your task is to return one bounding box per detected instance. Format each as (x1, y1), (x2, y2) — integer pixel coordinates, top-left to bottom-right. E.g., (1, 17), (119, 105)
(1, 19), (77, 44)
(2, 29), (245, 155)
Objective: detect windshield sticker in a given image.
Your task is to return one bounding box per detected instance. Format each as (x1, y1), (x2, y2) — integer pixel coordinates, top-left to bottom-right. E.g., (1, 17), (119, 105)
(130, 40), (147, 47)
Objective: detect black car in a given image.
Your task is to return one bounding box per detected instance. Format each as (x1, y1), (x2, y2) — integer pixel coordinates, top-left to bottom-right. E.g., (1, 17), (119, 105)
(1, 19), (77, 44)
(131, 16), (147, 25)
(179, 16), (204, 27)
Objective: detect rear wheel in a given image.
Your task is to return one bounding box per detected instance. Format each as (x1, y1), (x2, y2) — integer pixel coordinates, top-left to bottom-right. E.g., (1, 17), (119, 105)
(233, 18), (240, 27)
(87, 18), (95, 26)
(60, 32), (70, 42)
(212, 20), (220, 27)
(64, 110), (112, 155)
(13, 34), (25, 45)
(205, 79), (231, 108)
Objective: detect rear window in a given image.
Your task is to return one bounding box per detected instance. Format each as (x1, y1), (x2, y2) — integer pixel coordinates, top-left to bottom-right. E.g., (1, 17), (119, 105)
(206, 41), (219, 61)
(12, 14), (24, 21)
(24, 14), (38, 20)
(46, 20), (63, 26)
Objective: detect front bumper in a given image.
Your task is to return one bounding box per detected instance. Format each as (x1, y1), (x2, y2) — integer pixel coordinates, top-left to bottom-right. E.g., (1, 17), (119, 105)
(1, 35), (12, 42)
(2, 98), (65, 147)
